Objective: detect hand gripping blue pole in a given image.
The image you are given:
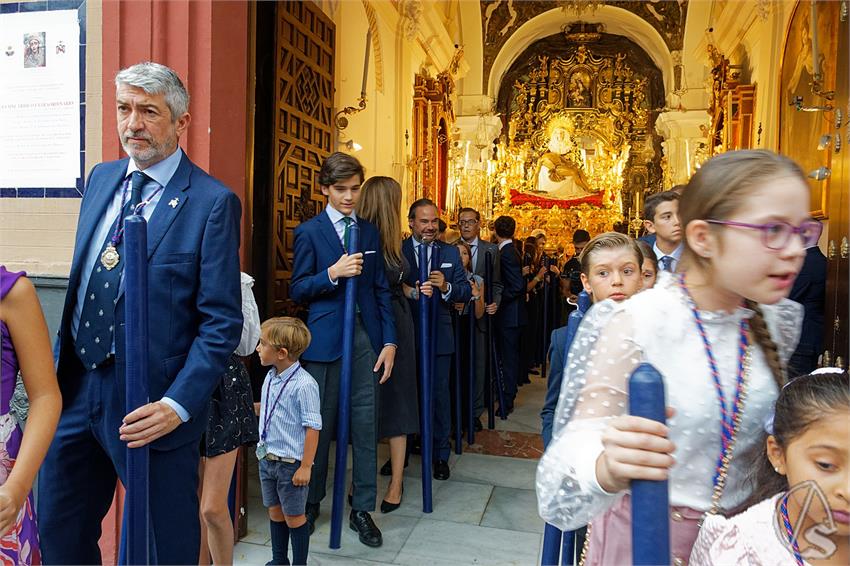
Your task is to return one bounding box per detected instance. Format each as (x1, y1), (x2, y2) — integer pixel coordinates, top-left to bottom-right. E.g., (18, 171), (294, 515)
(123, 215), (150, 566)
(629, 363), (671, 566)
(330, 222), (359, 549)
(418, 242), (433, 513)
(452, 309), (462, 454)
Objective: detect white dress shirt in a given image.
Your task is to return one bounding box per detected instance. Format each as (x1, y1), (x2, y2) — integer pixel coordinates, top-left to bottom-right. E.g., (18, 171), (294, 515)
(653, 241), (683, 272)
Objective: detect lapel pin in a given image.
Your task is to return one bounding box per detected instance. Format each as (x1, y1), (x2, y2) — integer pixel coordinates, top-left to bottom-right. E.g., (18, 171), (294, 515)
(169, 197), (179, 208)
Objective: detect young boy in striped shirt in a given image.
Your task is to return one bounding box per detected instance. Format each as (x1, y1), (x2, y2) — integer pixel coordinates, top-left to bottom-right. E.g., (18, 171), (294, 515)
(256, 317), (322, 566)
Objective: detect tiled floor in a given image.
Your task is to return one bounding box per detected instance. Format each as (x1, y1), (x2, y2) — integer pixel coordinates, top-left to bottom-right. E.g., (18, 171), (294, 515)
(234, 374), (548, 565)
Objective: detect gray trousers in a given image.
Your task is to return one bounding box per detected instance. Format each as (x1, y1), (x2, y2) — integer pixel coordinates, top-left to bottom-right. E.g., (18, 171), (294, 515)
(305, 317), (379, 512)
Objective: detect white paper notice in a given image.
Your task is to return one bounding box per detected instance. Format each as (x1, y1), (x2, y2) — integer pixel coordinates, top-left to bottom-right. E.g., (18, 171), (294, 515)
(0, 10), (81, 188)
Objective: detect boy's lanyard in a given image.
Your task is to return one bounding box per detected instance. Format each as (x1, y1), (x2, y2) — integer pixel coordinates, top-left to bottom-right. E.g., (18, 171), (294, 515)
(257, 363), (299, 458)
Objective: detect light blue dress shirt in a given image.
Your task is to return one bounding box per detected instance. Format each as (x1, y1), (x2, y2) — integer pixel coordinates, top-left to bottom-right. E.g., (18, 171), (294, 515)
(258, 363), (323, 460)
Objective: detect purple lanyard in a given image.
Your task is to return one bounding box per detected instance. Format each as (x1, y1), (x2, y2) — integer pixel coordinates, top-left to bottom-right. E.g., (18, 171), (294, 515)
(260, 363), (299, 442)
(109, 176), (163, 248)
(677, 275), (749, 493)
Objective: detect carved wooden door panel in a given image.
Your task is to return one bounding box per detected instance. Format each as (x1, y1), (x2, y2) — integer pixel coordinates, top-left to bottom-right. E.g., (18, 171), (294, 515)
(269, 0), (335, 315)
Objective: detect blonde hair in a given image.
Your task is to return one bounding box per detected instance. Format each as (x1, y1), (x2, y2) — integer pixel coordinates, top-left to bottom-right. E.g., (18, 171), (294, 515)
(358, 176), (403, 267)
(679, 149), (806, 388)
(261, 317), (311, 359)
(578, 232), (642, 275)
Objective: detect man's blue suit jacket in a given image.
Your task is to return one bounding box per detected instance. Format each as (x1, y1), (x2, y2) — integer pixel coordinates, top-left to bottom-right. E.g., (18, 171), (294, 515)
(56, 153), (243, 450)
(290, 211), (395, 362)
(401, 238), (471, 356)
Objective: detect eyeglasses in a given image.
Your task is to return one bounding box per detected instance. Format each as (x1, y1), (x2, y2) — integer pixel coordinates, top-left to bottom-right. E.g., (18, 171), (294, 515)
(705, 219), (823, 250)
(458, 219), (479, 227)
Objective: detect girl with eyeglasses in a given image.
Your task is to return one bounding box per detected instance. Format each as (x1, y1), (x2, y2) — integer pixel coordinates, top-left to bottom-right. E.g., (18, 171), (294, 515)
(537, 150), (817, 565)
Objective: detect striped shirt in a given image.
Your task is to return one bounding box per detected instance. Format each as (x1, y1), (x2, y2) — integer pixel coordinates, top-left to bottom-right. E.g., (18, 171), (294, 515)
(258, 363), (322, 460)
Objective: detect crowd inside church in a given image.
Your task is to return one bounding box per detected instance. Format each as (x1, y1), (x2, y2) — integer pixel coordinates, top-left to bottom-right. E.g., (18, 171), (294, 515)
(0, 60), (847, 566)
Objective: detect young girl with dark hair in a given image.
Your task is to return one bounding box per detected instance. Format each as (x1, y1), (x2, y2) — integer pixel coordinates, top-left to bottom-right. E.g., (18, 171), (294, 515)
(691, 368), (849, 565)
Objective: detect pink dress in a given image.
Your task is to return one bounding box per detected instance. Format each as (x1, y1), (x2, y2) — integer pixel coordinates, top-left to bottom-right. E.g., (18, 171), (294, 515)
(0, 267), (41, 565)
(690, 494), (811, 565)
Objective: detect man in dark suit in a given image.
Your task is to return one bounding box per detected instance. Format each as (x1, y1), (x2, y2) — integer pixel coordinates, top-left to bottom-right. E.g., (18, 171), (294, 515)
(402, 199), (471, 480)
(457, 207), (502, 431)
(492, 215), (527, 414)
(290, 152), (396, 547)
(38, 62), (243, 565)
(788, 244), (827, 375)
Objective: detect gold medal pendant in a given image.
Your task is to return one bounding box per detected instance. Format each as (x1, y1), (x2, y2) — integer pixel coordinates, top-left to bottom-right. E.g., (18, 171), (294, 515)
(101, 244), (120, 270)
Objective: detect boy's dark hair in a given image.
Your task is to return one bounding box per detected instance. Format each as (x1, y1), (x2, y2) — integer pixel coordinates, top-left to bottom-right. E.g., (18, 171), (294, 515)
(643, 190), (680, 222)
(572, 229), (591, 245)
(318, 152), (364, 186)
(458, 207), (480, 221)
(736, 369), (849, 514)
(407, 198), (436, 220)
(438, 218), (447, 233)
(493, 215), (516, 238)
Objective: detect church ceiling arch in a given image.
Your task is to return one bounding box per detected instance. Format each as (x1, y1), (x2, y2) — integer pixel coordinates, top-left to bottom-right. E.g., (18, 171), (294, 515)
(482, 2), (684, 96)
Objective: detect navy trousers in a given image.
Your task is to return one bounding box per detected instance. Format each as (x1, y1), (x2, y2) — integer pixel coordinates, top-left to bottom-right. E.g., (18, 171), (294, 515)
(432, 354), (452, 461)
(38, 362), (201, 565)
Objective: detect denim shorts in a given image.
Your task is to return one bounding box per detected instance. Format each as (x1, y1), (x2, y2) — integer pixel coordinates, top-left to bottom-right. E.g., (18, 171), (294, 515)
(259, 458), (308, 516)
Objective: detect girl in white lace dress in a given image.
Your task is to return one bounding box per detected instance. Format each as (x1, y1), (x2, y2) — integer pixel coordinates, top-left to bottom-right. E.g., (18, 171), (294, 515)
(691, 368), (849, 566)
(536, 150), (819, 565)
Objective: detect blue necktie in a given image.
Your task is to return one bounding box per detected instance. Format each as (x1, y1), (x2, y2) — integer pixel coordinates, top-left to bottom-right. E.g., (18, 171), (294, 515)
(660, 255), (674, 272)
(75, 171), (148, 369)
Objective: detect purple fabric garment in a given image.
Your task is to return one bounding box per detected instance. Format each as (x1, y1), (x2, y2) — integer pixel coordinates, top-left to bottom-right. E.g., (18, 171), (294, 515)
(0, 265), (42, 565)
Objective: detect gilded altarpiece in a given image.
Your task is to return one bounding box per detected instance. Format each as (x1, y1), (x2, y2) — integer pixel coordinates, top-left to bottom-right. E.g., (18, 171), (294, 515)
(411, 71), (455, 211)
(270, 1), (335, 315)
(494, 31), (663, 248)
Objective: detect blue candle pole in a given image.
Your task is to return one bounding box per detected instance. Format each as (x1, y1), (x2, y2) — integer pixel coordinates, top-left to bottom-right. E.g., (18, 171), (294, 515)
(123, 215), (150, 566)
(330, 222), (359, 549)
(629, 363), (670, 566)
(483, 252), (495, 429)
(418, 242), (433, 513)
(467, 308), (475, 445)
(452, 310), (462, 454)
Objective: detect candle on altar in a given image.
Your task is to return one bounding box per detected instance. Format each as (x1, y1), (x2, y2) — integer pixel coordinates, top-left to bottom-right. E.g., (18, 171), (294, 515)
(361, 29), (372, 97)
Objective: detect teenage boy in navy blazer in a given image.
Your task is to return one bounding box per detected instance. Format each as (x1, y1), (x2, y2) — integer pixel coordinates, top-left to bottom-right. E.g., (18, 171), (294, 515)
(290, 152), (396, 548)
(402, 199), (471, 480)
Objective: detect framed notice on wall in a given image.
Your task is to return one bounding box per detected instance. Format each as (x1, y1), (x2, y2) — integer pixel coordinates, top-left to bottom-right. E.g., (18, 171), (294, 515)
(0, 2), (85, 196)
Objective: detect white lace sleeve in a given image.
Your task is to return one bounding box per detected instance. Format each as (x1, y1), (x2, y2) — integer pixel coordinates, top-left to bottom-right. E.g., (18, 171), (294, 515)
(761, 298), (803, 367)
(536, 300), (645, 530)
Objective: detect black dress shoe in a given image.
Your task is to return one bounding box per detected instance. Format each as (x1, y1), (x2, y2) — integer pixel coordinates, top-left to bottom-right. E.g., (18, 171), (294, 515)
(433, 459), (450, 480)
(305, 502), (320, 534)
(380, 483), (404, 514)
(349, 510), (382, 547)
(473, 417), (483, 432)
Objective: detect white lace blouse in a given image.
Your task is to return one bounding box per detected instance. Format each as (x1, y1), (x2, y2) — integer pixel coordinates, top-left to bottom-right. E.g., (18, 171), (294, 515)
(536, 272), (803, 531)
